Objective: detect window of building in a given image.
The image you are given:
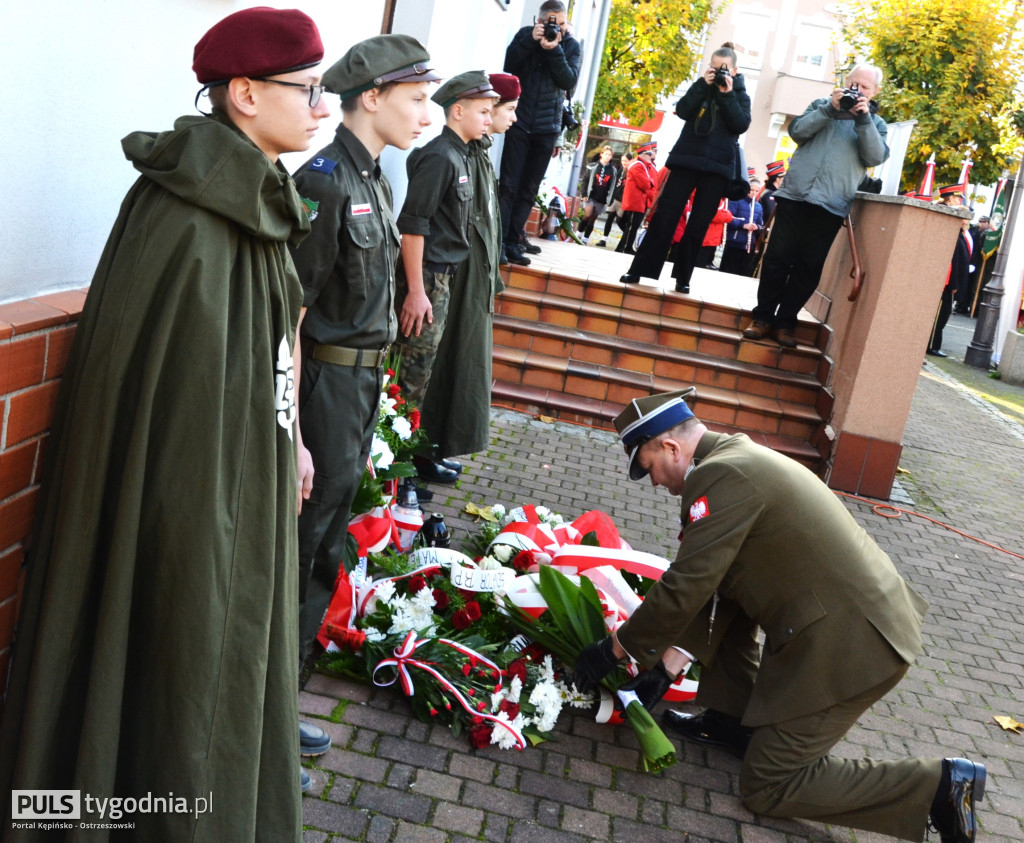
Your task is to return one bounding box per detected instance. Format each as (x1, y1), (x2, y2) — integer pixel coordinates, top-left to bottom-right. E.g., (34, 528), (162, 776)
(791, 23), (833, 80)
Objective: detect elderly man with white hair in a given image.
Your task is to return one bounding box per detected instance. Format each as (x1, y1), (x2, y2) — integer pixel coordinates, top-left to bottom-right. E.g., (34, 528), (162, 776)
(744, 64), (889, 347)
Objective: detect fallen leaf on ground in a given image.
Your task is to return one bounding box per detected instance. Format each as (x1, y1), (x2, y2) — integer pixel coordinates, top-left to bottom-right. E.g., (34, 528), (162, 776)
(537, 415), (555, 424)
(463, 502), (499, 523)
(993, 715), (1023, 733)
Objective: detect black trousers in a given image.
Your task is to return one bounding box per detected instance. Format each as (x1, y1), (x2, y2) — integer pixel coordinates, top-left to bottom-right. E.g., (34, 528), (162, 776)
(616, 210), (645, 254)
(720, 244), (756, 277)
(628, 167), (727, 286)
(753, 198), (845, 330)
(930, 285), (953, 351)
(498, 125), (560, 248)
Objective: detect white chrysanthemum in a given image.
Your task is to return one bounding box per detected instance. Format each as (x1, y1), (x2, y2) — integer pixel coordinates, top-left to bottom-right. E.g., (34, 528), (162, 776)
(507, 675), (523, 704)
(539, 654), (555, 682)
(535, 505), (551, 520)
(490, 689), (506, 713)
(364, 628), (386, 642)
(370, 435), (394, 470)
(491, 504), (506, 519)
(559, 680), (593, 709)
(490, 711), (526, 750)
(528, 681), (563, 732)
(374, 579), (396, 604)
(411, 586), (436, 612)
(491, 544), (514, 564)
(391, 415), (412, 440)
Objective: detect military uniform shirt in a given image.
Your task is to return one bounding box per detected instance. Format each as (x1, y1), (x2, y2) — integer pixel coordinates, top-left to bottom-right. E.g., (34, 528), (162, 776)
(291, 123), (399, 348)
(397, 125), (473, 266)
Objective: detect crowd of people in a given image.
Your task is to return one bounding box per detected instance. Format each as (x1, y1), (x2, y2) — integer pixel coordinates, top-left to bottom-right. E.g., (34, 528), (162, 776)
(0, 5), (986, 843)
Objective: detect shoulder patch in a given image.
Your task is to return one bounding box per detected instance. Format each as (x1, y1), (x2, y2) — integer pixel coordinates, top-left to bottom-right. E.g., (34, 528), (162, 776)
(300, 197), (319, 222)
(688, 496), (709, 523)
(307, 156), (338, 175)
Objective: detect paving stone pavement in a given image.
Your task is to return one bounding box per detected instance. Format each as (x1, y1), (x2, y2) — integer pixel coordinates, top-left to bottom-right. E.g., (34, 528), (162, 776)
(300, 371), (1024, 843)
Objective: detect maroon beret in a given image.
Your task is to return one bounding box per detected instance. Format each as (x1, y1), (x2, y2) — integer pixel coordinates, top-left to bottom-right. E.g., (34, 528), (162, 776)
(489, 73), (521, 102)
(193, 7), (324, 85)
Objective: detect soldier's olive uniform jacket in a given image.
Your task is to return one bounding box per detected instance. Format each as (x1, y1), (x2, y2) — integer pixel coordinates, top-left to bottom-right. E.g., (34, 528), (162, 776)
(291, 122), (399, 349)
(618, 432), (928, 728)
(290, 123), (399, 659)
(397, 125), (473, 265)
(421, 135), (502, 458)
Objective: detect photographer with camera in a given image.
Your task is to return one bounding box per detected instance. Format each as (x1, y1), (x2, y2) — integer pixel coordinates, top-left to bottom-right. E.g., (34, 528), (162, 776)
(618, 43), (751, 294)
(498, 0), (582, 266)
(744, 64), (888, 347)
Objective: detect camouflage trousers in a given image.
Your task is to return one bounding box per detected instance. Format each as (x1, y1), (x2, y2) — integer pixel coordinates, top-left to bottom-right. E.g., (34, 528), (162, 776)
(395, 266), (455, 405)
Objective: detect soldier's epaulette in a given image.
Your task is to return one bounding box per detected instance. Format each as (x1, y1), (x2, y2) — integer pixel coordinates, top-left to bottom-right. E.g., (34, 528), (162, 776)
(307, 156), (338, 175)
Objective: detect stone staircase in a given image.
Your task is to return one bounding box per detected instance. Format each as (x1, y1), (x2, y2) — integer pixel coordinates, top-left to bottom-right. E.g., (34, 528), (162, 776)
(492, 267), (835, 473)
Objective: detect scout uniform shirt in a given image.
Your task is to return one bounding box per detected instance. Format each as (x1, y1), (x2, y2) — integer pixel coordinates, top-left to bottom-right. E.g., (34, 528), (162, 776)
(291, 122), (399, 350)
(397, 125), (473, 266)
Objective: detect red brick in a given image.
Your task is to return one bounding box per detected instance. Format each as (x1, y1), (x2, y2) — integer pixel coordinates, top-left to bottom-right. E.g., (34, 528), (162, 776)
(0, 488), (39, 549)
(5, 381), (61, 446)
(0, 300), (68, 336)
(0, 546), (24, 603)
(0, 334), (46, 395)
(0, 441), (39, 501)
(34, 289), (88, 319)
(45, 326), (78, 380)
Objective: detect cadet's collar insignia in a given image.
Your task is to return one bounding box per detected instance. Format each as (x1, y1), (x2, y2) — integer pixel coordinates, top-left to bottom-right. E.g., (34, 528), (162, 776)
(688, 496), (709, 523)
(301, 197), (319, 222)
(308, 156), (338, 174)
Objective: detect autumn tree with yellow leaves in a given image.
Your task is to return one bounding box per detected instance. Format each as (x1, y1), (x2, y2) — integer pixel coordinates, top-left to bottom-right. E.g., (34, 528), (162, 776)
(593, 0), (718, 126)
(841, 0), (1024, 191)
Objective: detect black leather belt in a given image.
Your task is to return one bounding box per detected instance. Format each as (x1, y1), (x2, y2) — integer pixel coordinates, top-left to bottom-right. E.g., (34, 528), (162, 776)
(310, 343), (389, 368)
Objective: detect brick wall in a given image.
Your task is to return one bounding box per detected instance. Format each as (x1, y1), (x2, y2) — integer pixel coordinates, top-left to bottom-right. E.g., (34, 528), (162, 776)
(0, 289), (87, 701)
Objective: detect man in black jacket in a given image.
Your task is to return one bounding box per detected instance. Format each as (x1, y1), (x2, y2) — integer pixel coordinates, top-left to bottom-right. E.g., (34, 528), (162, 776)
(499, 0), (582, 266)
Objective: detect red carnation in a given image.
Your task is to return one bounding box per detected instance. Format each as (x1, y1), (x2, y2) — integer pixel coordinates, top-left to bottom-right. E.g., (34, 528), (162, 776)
(499, 700), (520, 719)
(387, 383), (401, 397)
(465, 601), (482, 622)
(512, 550), (534, 573)
(385, 368), (395, 378)
(451, 609), (472, 630)
(468, 723), (491, 749)
(476, 700), (487, 711)
(462, 663), (472, 676)
(432, 589), (450, 610)
(409, 575), (427, 593)
(409, 408), (421, 431)
(507, 659), (528, 683)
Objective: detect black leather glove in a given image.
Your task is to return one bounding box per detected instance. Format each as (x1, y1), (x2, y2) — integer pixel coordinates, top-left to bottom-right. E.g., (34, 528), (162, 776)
(573, 637), (620, 693)
(620, 661), (674, 710)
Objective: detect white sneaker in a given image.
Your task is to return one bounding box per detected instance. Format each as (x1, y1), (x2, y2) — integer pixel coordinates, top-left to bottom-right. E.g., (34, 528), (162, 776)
(580, 236), (589, 245)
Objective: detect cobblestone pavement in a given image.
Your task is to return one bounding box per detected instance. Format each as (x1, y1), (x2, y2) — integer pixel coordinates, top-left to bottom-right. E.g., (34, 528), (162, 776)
(300, 370), (1024, 843)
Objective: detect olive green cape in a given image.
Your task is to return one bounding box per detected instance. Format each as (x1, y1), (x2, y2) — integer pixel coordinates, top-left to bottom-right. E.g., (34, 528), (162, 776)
(420, 136), (503, 459)
(0, 114), (306, 841)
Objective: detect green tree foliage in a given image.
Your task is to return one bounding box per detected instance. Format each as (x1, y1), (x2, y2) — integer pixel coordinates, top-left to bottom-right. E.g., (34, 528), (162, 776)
(593, 0), (718, 125)
(842, 0), (1024, 191)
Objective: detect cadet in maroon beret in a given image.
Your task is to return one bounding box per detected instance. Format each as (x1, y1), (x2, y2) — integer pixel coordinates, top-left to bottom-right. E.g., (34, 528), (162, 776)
(0, 8), (329, 836)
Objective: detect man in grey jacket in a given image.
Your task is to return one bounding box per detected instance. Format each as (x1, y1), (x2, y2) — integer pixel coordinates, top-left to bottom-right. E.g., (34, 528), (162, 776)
(744, 65), (888, 347)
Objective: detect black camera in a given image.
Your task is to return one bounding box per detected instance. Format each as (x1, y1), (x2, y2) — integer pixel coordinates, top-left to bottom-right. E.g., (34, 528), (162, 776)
(543, 15), (560, 42)
(838, 83), (861, 111)
(713, 66), (730, 87)
(561, 102), (580, 131)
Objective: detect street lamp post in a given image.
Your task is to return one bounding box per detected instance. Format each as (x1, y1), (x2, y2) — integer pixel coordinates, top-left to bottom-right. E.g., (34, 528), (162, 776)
(965, 163), (1021, 369)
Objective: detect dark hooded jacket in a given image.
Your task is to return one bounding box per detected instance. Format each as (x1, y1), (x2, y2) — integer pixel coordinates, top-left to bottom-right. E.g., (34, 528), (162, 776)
(503, 25), (582, 135)
(0, 112), (307, 841)
(666, 74), (752, 178)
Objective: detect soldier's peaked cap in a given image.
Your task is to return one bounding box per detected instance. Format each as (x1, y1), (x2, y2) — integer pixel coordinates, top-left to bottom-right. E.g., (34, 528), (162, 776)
(614, 388), (697, 480)
(323, 34), (441, 98)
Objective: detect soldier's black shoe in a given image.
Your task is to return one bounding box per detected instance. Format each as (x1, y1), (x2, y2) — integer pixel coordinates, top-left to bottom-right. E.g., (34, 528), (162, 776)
(520, 240), (542, 254)
(299, 721), (331, 757)
(505, 245), (531, 266)
(439, 457), (463, 473)
(301, 769), (312, 793)
(499, 246), (509, 265)
(662, 709), (752, 759)
(929, 758), (986, 843)
(414, 455), (458, 484)
(619, 273), (640, 284)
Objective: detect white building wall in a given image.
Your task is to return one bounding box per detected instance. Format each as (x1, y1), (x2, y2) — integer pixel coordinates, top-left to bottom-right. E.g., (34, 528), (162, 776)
(0, 0), (546, 304)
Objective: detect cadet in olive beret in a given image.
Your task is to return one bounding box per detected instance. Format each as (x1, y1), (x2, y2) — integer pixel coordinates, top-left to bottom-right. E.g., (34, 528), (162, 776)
(289, 35), (439, 759)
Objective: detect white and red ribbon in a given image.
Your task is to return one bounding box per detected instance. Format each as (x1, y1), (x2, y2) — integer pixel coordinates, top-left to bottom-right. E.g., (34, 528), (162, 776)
(372, 631), (527, 750)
